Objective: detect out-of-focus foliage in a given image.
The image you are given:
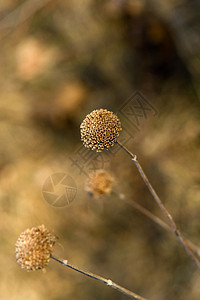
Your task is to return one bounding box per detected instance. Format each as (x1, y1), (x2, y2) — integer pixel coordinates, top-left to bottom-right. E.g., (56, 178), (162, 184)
(0, 0), (200, 300)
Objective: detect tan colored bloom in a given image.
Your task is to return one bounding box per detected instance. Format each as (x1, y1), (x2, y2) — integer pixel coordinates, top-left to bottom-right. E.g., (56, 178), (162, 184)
(80, 109), (122, 152)
(85, 169), (114, 197)
(15, 225), (57, 271)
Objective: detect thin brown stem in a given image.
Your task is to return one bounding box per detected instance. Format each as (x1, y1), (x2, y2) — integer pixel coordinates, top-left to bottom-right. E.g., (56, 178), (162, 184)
(51, 255), (147, 300)
(115, 192), (171, 232)
(116, 140), (200, 270)
(114, 192), (200, 257)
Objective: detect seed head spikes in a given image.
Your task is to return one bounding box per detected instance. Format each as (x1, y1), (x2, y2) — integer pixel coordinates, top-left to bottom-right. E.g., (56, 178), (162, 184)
(80, 109), (122, 152)
(15, 225), (57, 271)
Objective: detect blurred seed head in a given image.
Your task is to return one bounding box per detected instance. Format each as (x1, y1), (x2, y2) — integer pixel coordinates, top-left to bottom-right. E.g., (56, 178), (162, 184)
(80, 109), (122, 152)
(15, 225), (57, 271)
(85, 169), (114, 198)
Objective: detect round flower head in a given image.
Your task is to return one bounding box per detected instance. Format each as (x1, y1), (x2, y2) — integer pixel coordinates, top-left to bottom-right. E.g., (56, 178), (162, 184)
(80, 109), (122, 152)
(85, 169), (114, 198)
(15, 225), (57, 271)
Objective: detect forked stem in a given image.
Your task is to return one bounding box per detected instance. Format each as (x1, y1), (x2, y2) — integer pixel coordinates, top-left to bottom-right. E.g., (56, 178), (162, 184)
(51, 255), (147, 300)
(116, 140), (200, 270)
(114, 192), (200, 257)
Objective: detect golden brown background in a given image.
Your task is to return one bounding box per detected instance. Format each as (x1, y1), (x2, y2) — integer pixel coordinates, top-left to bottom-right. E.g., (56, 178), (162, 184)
(0, 0), (200, 299)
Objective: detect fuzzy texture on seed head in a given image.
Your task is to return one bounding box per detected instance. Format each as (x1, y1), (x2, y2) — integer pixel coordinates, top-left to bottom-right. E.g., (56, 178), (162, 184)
(15, 225), (57, 271)
(85, 169), (114, 197)
(80, 109), (122, 152)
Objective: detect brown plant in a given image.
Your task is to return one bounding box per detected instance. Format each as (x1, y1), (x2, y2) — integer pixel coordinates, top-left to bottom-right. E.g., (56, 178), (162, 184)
(15, 225), (147, 300)
(80, 109), (200, 271)
(80, 109), (122, 152)
(85, 169), (114, 198)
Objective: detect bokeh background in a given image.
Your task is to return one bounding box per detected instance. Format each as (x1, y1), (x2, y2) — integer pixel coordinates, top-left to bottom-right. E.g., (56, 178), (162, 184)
(0, 0), (200, 299)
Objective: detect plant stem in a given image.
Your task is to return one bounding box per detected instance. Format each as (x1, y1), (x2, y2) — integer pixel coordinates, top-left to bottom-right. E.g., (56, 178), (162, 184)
(114, 192), (200, 257)
(116, 140), (200, 270)
(115, 191), (171, 231)
(51, 255), (147, 300)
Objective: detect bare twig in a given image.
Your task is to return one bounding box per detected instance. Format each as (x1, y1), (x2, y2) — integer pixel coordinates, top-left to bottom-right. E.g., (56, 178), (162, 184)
(114, 191), (200, 257)
(117, 140), (200, 270)
(51, 255), (147, 300)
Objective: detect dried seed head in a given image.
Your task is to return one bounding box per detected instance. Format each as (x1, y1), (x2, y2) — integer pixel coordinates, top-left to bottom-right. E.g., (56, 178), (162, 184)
(85, 169), (114, 197)
(15, 225), (57, 271)
(80, 109), (122, 152)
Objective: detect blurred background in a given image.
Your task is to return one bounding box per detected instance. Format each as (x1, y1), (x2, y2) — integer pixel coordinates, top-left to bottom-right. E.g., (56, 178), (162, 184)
(0, 0), (200, 299)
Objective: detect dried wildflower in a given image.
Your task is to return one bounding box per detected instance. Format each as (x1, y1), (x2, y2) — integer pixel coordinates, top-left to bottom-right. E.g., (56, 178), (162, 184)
(15, 225), (57, 271)
(80, 109), (122, 152)
(85, 169), (114, 197)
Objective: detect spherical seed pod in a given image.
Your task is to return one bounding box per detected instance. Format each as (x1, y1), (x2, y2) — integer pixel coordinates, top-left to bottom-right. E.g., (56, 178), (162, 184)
(85, 169), (114, 198)
(80, 109), (122, 152)
(15, 225), (57, 271)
